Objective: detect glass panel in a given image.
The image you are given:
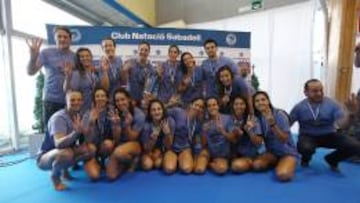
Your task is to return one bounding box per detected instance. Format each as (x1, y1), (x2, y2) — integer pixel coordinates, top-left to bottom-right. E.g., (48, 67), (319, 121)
(0, 37), (11, 152)
(12, 0), (90, 38)
(11, 37), (40, 135)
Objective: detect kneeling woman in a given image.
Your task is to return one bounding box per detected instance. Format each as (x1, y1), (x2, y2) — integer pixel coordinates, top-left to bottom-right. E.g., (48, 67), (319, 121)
(230, 95), (264, 173)
(106, 88), (146, 180)
(82, 87), (114, 180)
(252, 91), (298, 182)
(201, 97), (234, 175)
(166, 97), (206, 174)
(140, 99), (176, 171)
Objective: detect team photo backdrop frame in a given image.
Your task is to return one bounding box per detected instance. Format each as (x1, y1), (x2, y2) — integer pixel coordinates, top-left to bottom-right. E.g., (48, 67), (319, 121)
(46, 24), (251, 66)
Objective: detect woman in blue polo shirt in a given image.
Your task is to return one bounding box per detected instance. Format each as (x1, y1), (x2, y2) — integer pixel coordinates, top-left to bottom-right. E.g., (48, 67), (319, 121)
(252, 91), (297, 182)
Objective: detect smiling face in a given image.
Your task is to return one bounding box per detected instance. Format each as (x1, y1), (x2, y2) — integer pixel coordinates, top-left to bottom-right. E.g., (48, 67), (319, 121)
(219, 69), (233, 87)
(206, 98), (220, 117)
(182, 53), (195, 69)
(233, 97), (247, 116)
(101, 39), (116, 59)
(254, 93), (270, 113)
(114, 92), (130, 112)
(78, 49), (93, 68)
(66, 90), (83, 113)
(55, 29), (71, 50)
(305, 81), (324, 103)
(189, 98), (205, 119)
(149, 101), (164, 122)
(168, 46), (179, 62)
(204, 42), (217, 59)
(93, 89), (108, 109)
(138, 43), (150, 62)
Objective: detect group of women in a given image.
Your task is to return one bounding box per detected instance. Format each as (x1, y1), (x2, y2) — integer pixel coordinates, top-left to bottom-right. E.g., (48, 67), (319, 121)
(63, 41), (298, 184)
(30, 27), (300, 191)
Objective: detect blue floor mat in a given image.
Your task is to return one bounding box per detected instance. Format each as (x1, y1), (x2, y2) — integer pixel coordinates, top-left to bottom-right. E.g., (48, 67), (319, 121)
(0, 149), (359, 203)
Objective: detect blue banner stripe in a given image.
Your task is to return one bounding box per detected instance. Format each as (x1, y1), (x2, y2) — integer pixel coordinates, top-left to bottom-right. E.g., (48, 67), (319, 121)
(46, 24), (251, 48)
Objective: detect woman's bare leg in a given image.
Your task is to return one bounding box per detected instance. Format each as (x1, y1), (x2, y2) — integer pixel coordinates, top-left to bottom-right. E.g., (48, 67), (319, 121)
(193, 149), (209, 174)
(275, 155), (297, 182)
(141, 154), (154, 171)
(152, 149), (163, 169)
(231, 157), (253, 173)
(210, 158), (228, 175)
(163, 150), (177, 174)
(178, 148), (194, 174)
(252, 152), (277, 171)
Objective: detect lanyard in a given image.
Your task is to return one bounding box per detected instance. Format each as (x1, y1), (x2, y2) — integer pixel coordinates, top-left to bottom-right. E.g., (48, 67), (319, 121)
(306, 102), (320, 121)
(187, 116), (197, 141)
(224, 85), (232, 96)
(169, 68), (175, 84)
(190, 71), (196, 87)
(151, 123), (161, 135)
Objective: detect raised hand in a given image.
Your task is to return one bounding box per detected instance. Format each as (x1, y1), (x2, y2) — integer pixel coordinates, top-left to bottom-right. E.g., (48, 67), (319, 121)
(63, 61), (73, 78)
(160, 119), (171, 135)
(182, 75), (192, 86)
(156, 62), (164, 78)
(262, 107), (276, 126)
(108, 108), (121, 124)
(232, 127), (244, 138)
(72, 113), (83, 134)
(100, 56), (109, 73)
(89, 103), (101, 124)
(215, 116), (225, 133)
(344, 93), (359, 114)
(124, 111), (133, 126)
(26, 38), (43, 59)
(123, 59), (134, 73)
(244, 119), (255, 133)
(202, 122), (211, 133)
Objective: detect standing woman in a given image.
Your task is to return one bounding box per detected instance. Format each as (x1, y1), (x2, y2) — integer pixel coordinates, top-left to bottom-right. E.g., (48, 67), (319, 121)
(122, 41), (156, 107)
(82, 87), (113, 179)
(98, 37), (124, 97)
(156, 45), (182, 108)
(202, 97), (234, 175)
(216, 65), (253, 115)
(176, 52), (205, 107)
(252, 91), (297, 182)
(230, 95), (264, 173)
(63, 47), (98, 113)
(106, 88), (145, 180)
(140, 99), (176, 171)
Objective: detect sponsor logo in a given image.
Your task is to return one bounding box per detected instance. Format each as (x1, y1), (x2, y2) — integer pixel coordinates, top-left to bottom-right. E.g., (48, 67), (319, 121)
(70, 29), (81, 42)
(226, 33), (237, 46)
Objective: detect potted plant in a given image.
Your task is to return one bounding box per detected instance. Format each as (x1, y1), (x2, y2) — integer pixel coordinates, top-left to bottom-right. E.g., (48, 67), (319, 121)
(29, 71), (45, 157)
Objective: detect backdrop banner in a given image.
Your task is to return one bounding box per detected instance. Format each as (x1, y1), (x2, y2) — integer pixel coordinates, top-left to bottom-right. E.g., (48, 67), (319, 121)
(46, 24), (251, 65)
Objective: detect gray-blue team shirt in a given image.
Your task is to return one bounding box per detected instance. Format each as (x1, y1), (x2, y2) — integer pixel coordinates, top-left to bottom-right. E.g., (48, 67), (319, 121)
(258, 109), (298, 157)
(39, 48), (76, 104)
(140, 116), (176, 152)
(201, 56), (238, 97)
(290, 97), (344, 136)
(203, 114), (233, 158)
(127, 59), (156, 103)
(167, 107), (203, 154)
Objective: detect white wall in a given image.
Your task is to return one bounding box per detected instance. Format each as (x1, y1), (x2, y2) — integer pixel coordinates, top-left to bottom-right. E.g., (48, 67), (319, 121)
(189, 1), (316, 113)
